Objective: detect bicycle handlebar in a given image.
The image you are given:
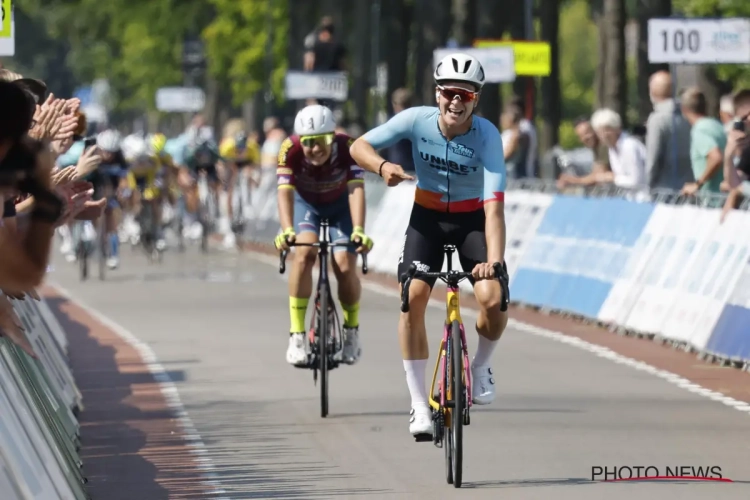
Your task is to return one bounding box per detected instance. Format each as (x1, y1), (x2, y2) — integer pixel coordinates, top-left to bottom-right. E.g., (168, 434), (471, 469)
(399, 262), (510, 314)
(278, 239), (368, 275)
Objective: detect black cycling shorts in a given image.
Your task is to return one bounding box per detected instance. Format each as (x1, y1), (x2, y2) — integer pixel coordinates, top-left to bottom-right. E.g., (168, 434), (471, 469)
(397, 203), (493, 288)
(192, 164), (219, 183)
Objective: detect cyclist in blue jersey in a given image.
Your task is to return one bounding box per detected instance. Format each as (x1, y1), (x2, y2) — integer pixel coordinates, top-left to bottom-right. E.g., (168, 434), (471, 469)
(350, 53), (510, 440)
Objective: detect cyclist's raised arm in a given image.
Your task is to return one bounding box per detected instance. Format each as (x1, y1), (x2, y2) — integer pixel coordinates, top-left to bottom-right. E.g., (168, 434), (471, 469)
(276, 138), (297, 230)
(480, 124), (508, 266)
(350, 107), (420, 175)
(345, 137), (367, 230)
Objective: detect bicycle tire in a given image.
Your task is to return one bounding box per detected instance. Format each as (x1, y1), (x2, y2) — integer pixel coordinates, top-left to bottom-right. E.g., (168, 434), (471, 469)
(450, 319), (464, 488)
(98, 216), (107, 281)
(444, 341), (454, 485)
(78, 243), (88, 281)
(319, 287), (329, 418)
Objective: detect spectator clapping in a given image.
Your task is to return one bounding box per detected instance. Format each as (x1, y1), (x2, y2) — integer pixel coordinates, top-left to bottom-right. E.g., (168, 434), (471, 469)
(0, 72), (105, 357)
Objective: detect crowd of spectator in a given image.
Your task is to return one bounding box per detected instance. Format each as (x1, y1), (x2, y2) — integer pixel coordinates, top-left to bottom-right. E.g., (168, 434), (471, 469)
(0, 68), (106, 358)
(556, 70), (750, 219)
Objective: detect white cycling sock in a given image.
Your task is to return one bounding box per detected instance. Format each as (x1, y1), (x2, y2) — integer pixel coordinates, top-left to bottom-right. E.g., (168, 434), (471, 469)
(404, 359), (429, 409)
(473, 334), (498, 368)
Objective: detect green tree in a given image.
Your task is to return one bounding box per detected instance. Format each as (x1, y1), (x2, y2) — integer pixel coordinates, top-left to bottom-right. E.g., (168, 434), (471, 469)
(202, 0), (289, 105)
(673, 0), (750, 88)
(19, 0), (213, 113)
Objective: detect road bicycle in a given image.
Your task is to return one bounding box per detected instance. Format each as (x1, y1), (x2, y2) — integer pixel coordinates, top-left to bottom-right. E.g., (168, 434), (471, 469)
(279, 218), (368, 418)
(229, 166), (254, 249)
(135, 199), (164, 263)
(196, 169), (219, 254)
(399, 246), (509, 488)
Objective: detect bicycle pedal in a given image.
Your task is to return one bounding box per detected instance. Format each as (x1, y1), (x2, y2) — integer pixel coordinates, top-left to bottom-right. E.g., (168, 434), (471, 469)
(413, 433), (433, 443)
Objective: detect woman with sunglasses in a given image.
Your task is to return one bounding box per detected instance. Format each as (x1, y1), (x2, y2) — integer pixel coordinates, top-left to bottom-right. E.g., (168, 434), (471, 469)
(349, 53), (510, 441)
(273, 104), (374, 368)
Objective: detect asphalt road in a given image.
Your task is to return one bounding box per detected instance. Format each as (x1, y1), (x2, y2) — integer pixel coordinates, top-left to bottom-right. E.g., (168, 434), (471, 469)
(49, 243), (750, 499)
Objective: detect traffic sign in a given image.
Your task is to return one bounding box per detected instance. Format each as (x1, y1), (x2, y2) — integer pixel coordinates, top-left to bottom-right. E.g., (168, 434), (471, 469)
(1, 0), (11, 38)
(433, 46), (516, 83)
(285, 71), (349, 101)
(0, 19), (12, 55)
(155, 87), (206, 112)
(473, 40), (551, 77)
(648, 18), (750, 64)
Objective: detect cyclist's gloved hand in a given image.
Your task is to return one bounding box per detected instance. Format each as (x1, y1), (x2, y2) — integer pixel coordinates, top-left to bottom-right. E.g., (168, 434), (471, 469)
(351, 226), (374, 253)
(274, 227), (296, 251)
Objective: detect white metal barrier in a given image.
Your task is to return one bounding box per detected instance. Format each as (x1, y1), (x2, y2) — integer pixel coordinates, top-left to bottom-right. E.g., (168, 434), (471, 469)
(0, 294), (87, 499)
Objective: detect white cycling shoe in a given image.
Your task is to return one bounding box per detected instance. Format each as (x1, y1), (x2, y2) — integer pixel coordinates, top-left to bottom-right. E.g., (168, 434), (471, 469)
(342, 327), (361, 365)
(409, 405), (433, 441)
(471, 363), (496, 405)
(286, 333), (309, 366)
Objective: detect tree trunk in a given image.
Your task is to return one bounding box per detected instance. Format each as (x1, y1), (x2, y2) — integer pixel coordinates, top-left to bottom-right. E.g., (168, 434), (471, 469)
(415, 0), (452, 105)
(350, 0), (371, 128)
(384, 0), (410, 114)
(451, 0), (477, 46)
(636, 0), (671, 123)
(598, 0), (627, 123)
(507, 0), (530, 103)
(475, 0), (506, 125)
(539, 0), (561, 152)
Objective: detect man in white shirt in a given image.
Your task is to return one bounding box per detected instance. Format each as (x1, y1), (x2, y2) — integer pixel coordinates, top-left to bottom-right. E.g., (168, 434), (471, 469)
(591, 108), (648, 191)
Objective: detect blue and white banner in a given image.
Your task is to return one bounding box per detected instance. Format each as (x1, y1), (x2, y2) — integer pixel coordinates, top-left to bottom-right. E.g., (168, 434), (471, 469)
(248, 181), (750, 364)
(511, 196), (653, 318)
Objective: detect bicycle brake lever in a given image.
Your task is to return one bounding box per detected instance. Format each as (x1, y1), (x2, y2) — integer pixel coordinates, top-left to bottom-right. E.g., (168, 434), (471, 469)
(492, 262), (510, 312)
(279, 250), (288, 274)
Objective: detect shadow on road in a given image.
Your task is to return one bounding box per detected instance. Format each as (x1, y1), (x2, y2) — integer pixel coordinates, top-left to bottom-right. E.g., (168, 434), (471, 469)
(46, 296), (207, 500)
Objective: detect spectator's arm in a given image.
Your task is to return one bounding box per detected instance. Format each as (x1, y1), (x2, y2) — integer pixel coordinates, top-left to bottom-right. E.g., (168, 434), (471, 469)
(644, 115), (664, 188)
(304, 51), (315, 71)
(0, 211), (56, 289)
(15, 197), (34, 215)
(724, 130), (747, 189)
(696, 147), (723, 187)
(503, 130), (520, 160)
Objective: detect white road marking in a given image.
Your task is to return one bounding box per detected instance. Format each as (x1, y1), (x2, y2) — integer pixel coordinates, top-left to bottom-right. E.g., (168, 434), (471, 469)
(49, 283), (230, 499)
(245, 250), (750, 416)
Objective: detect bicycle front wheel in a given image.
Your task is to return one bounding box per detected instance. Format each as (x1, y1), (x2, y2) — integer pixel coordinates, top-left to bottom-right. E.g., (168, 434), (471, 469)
(98, 215), (107, 281)
(319, 289), (329, 418)
(450, 319), (464, 488)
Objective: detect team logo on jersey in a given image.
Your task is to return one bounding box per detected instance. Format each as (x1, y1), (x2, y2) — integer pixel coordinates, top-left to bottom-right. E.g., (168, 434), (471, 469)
(448, 143), (474, 158)
(419, 151), (478, 175)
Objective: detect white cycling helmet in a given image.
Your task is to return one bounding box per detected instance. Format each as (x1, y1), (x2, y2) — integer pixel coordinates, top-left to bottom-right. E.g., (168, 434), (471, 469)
(122, 136), (148, 164)
(96, 129), (122, 153)
(294, 104), (336, 136)
(434, 53), (486, 90)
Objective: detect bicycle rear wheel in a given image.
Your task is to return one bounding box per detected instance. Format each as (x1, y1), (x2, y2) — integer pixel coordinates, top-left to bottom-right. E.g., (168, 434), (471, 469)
(319, 287), (329, 418)
(450, 319), (464, 488)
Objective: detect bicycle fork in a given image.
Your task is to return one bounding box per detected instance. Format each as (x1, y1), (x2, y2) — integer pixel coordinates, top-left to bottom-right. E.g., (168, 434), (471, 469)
(428, 321), (473, 447)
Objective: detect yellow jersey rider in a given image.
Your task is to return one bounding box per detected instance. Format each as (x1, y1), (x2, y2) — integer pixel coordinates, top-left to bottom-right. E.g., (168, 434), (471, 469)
(220, 128), (261, 243)
(126, 136), (166, 250)
(148, 133), (181, 203)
